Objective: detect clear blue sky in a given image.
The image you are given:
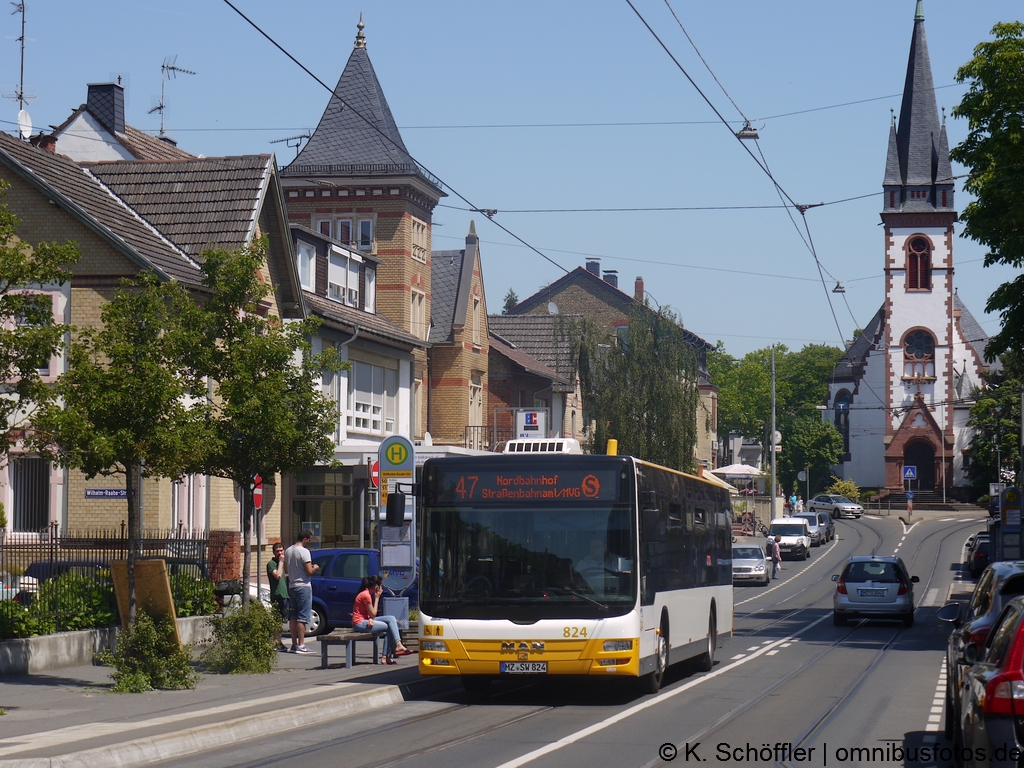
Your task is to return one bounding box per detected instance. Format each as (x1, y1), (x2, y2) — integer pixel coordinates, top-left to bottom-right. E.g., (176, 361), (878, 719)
(1, 1), (1019, 357)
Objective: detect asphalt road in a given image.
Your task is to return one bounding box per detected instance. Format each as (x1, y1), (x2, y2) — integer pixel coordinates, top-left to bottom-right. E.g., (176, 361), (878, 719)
(158, 510), (986, 768)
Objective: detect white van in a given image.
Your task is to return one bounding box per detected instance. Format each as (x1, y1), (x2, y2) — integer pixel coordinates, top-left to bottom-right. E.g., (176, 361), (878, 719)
(768, 517), (812, 560)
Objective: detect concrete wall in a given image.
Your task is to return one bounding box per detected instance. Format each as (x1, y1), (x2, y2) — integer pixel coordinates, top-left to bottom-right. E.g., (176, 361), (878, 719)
(0, 615), (213, 677)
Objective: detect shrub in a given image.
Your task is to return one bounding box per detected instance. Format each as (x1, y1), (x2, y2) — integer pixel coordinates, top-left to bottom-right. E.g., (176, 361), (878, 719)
(31, 571), (117, 632)
(0, 602), (55, 639)
(200, 601), (279, 674)
(170, 575), (217, 618)
(97, 610), (199, 693)
(825, 477), (861, 504)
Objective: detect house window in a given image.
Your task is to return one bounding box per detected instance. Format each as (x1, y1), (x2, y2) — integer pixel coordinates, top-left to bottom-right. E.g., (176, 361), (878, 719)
(903, 330), (935, 379)
(12, 456), (48, 532)
(907, 236), (932, 290)
(469, 373), (483, 427)
(296, 241), (316, 290)
(472, 297), (482, 346)
(347, 360), (397, 435)
(412, 219), (428, 263)
(328, 246), (360, 307)
(411, 290), (426, 340)
(292, 468), (355, 546)
(364, 268), (376, 313)
(337, 219), (352, 247)
(834, 391), (851, 454)
(358, 219), (374, 252)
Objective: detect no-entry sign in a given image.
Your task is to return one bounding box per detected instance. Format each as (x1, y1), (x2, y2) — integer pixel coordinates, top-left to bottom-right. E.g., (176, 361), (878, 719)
(370, 460), (380, 490)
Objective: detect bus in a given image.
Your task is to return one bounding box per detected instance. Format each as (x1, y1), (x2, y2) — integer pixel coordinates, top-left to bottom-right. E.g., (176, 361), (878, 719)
(416, 444), (733, 693)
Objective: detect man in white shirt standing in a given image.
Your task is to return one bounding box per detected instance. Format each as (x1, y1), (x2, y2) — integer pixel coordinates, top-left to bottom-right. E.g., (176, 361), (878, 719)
(284, 529), (320, 654)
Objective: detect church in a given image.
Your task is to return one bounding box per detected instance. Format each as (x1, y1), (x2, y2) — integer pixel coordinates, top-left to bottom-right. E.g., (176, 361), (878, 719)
(825, 2), (996, 496)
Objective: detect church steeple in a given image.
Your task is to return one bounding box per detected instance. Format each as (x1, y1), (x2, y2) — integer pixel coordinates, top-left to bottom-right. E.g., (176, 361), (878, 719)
(882, 1), (954, 213)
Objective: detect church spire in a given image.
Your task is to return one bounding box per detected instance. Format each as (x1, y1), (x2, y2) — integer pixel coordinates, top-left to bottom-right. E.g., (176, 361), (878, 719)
(882, 1), (954, 213)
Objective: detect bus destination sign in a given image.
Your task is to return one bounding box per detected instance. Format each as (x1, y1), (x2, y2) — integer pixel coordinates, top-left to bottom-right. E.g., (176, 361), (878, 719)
(434, 468), (621, 503)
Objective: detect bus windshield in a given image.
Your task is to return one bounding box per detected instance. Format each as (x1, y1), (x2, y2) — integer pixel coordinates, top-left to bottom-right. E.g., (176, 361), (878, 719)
(421, 502), (637, 620)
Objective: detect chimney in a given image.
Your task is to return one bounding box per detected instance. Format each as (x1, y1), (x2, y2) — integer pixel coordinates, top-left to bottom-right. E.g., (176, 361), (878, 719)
(30, 133), (57, 153)
(86, 82), (125, 135)
(603, 270), (618, 289)
(634, 276), (645, 301)
(585, 258), (601, 276)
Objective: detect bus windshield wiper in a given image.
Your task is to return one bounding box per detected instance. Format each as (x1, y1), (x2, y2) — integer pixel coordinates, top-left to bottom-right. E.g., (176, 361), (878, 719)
(544, 586), (610, 612)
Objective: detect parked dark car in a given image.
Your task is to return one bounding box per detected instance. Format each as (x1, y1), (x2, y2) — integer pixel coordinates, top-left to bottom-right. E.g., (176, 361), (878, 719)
(795, 511), (835, 545)
(16, 560), (108, 606)
(969, 539), (992, 579)
(307, 548), (417, 636)
(938, 562), (1024, 740)
(989, 497), (1001, 518)
(955, 596), (1024, 765)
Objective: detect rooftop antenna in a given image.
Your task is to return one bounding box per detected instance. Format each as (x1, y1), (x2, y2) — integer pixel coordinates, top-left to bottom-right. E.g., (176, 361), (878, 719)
(270, 132), (311, 158)
(148, 55), (195, 137)
(4, 2), (35, 139)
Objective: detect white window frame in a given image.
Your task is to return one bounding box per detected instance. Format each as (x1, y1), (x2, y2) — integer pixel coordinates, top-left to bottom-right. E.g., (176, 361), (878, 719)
(328, 245), (362, 308)
(358, 218), (374, 252)
(346, 359), (398, 436)
(364, 267), (376, 313)
(412, 218), (428, 263)
(411, 289), (426, 340)
(297, 240), (316, 291)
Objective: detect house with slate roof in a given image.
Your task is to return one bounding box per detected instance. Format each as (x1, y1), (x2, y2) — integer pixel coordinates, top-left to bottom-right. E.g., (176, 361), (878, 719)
(49, 82), (195, 163)
(280, 18), (444, 457)
(502, 260), (719, 468)
(428, 222), (491, 449)
(823, 2), (992, 494)
(0, 131), (301, 557)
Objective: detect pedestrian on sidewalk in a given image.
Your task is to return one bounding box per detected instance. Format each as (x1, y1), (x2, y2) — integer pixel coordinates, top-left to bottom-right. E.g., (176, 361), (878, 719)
(267, 542), (290, 651)
(351, 574), (412, 664)
(796, 495), (804, 513)
(284, 529), (320, 654)
(770, 536), (783, 579)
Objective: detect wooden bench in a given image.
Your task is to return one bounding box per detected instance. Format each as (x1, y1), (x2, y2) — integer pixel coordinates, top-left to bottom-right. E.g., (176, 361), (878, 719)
(317, 631), (379, 669)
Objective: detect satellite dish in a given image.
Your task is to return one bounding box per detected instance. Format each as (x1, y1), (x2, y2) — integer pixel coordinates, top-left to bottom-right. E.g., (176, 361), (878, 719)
(17, 110), (32, 140)
(547, 302), (559, 315)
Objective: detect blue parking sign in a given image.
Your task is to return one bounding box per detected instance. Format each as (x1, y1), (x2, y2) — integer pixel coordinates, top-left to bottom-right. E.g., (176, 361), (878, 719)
(903, 466), (917, 480)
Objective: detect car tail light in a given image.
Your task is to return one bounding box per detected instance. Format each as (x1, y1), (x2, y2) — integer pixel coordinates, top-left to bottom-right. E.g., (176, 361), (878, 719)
(836, 578), (847, 595)
(897, 581), (909, 595)
(984, 675), (1024, 715)
(984, 624), (1024, 715)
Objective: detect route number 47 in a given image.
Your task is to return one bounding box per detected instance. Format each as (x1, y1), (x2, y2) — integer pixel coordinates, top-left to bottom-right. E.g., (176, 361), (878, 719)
(455, 476), (479, 499)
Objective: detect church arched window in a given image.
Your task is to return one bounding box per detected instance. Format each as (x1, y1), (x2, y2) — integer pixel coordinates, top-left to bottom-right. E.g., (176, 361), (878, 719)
(834, 391), (851, 455)
(903, 329), (935, 379)
(907, 236), (932, 290)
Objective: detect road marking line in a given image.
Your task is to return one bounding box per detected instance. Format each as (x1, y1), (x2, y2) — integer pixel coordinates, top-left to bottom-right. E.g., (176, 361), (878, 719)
(746, 646), (760, 651)
(731, 654), (746, 660)
(924, 588), (940, 607)
(494, 614), (832, 768)
(734, 536), (839, 607)
(766, 650), (779, 656)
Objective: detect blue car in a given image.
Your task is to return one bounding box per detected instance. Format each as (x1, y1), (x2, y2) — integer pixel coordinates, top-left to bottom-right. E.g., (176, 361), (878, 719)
(306, 548), (417, 635)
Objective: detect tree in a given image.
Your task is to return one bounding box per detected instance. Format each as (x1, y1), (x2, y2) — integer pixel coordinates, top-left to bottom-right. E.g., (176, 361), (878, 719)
(568, 302), (701, 471)
(502, 288), (519, 314)
(950, 22), (1024, 360)
(31, 274), (209, 618)
(778, 416), (844, 498)
(0, 181), (78, 455)
(194, 241), (343, 603)
(966, 350), (1023, 494)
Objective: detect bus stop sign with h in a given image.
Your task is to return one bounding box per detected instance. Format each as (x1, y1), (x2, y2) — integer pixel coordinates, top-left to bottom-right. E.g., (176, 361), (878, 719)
(379, 436), (415, 570)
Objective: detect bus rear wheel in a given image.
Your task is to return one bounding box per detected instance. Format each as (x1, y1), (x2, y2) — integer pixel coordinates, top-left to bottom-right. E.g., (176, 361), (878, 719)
(695, 613), (716, 673)
(640, 626), (668, 694)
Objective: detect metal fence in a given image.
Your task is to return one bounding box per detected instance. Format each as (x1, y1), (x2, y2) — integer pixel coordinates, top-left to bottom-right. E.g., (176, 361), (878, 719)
(0, 525), (211, 634)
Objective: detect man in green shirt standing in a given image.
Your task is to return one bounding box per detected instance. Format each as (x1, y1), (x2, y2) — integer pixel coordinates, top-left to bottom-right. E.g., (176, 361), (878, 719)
(267, 542), (290, 651)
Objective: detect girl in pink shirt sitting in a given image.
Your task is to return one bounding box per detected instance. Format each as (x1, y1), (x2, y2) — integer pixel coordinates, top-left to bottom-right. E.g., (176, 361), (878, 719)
(351, 575), (413, 663)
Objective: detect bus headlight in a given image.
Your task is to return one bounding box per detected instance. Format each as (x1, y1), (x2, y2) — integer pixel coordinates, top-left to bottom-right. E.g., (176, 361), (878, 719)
(603, 640), (633, 652)
(421, 641), (448, 652)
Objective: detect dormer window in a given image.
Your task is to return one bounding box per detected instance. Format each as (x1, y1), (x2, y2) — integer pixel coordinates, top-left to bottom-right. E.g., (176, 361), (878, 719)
(328, 246), (361, 308)
(907, 236), (932, 290)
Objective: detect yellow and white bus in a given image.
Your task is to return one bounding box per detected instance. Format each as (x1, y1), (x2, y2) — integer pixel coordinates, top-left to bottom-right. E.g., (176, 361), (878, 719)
(417, 445), (733, 693)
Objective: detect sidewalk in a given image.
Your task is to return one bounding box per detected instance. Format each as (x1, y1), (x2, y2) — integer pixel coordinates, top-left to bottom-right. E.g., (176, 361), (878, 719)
(0, 643), (451, 768)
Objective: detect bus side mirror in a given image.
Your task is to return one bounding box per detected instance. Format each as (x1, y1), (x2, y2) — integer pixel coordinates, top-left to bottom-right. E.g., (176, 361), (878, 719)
(386, 492), (406, 527)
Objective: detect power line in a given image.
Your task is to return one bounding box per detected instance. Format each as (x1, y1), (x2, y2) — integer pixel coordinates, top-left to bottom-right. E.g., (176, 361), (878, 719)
(219, 0), (569, 275)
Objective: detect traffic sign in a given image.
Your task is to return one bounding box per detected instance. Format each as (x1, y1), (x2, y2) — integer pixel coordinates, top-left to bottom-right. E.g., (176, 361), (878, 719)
(253, 474), (263, 510)
(903, 466), (917, 480)
(907, 491), (914, 500)
(379, 436), (415, 508)
(370, 460), (380, 490)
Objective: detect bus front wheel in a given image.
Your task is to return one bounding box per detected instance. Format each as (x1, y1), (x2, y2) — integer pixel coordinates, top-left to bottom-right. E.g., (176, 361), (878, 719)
(640, 625), (668, 694)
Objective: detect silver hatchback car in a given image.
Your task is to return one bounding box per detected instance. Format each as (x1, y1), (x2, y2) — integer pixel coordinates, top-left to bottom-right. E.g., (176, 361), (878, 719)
(832, 556), (919, 627)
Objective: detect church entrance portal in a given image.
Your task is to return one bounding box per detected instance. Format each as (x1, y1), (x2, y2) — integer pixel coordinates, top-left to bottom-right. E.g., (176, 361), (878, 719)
(904, 441), (936, 491)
